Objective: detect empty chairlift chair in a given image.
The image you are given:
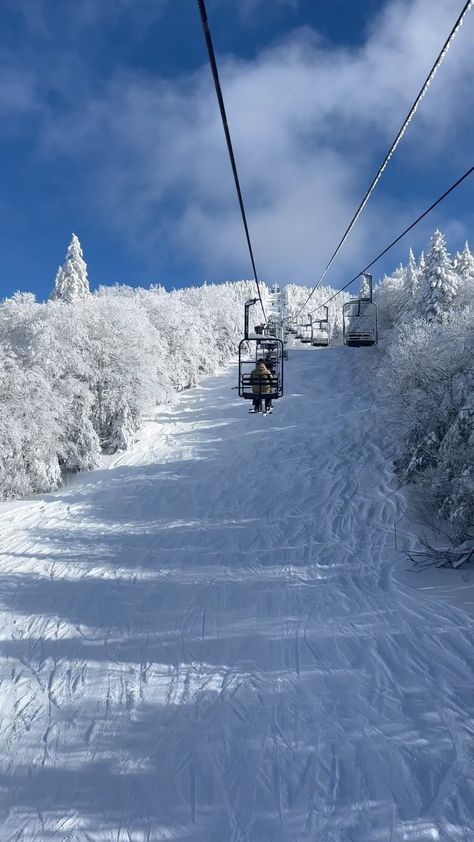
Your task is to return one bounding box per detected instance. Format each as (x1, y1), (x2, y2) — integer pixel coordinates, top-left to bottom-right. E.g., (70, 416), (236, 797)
(295, 319), (306, 340)
(300, 316), (313, 344)
(343, 273), (378, 347)
(312, 307), (330, 347)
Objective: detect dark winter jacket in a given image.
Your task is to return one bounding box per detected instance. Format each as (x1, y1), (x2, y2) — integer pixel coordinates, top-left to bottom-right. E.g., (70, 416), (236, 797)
(250, 362), (274, 395)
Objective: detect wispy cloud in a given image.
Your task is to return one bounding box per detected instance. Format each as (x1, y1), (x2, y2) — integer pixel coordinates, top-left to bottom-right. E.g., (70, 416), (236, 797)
(1, 0), (473, 283)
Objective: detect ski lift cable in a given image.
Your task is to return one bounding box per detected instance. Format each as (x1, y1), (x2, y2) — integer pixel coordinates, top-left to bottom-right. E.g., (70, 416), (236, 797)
(307, 163), (474, 314)
(196, 0), (267, 323)
(294, 0), (473, 321)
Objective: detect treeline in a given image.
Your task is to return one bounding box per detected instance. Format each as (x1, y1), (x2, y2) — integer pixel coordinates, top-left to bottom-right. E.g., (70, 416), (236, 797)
(375, 230), (474, 542)
(0, 236), (254, 498)
(284, 283), (352, 342)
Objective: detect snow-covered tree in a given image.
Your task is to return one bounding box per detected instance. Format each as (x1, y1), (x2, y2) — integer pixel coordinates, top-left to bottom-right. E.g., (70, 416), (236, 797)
(401, 248), (420, 316)
(0, 345), (62, 496)
(50, 234), (90, 302)
(0, 276), (255, 499)
(379, 227), (474, 551)
(437, 407), (474, 537)
(359, 273), (372, 300)
(456, 242), (474, 287)
(60, 393), (101, 472)
(374, 264), (405, 329)
(105, 399), (137, 453)
(420, 230), (458, 322)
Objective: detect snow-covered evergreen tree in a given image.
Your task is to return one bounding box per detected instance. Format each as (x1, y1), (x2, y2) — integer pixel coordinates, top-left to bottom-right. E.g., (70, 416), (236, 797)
(418, 251), (425, 276)
(457, 242), (474, 288)
(420, 230), (458, 322)
(50, 234), (90, 302)
(401, 248), (419, 316)
(359, 273), (372, 300)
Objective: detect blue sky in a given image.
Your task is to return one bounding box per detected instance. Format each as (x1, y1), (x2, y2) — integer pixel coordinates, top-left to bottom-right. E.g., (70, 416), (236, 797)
(0, 0), (473, 300)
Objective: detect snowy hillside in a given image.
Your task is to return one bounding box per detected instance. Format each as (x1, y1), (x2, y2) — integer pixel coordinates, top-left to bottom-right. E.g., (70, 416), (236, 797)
(1, 228), (473, 548)
(1, 223), (474, 838)
(1, 345), (473, 841)
(1, 0), (473, 833)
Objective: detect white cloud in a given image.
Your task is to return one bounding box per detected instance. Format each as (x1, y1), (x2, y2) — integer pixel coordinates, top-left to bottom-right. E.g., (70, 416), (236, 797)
(4, 0), (474, 284)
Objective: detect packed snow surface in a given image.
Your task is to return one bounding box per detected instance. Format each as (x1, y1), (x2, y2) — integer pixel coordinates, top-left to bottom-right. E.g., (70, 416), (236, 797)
(1, 347), (473, 841)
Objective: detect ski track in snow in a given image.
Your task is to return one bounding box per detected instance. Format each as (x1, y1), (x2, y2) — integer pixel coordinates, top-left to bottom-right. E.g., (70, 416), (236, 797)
(0, 348), (473, 841)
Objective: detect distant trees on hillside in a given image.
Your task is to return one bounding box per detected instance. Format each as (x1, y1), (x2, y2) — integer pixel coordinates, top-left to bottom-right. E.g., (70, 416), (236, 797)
(284, 283), (351, 341)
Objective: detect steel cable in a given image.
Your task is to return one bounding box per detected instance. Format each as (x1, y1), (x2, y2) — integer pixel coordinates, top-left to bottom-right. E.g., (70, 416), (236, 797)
(295, 0), (473, 319)
(196, 0), (267, 322)
(304, 164), (474, 315)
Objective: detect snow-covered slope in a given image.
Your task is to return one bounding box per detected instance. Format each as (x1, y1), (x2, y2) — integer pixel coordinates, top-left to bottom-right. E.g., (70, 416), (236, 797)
(1, 347), (473, 841)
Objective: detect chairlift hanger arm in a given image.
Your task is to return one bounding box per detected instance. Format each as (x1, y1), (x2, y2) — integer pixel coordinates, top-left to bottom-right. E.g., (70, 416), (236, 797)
(244, 298), (258, 339)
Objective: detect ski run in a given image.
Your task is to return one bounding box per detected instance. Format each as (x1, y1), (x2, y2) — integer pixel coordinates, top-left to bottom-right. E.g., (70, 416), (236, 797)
(1, 345), (473, 842)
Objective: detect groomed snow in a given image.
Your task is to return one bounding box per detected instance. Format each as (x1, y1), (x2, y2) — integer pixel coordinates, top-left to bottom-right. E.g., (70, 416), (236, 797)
(1, 347), (473, 841)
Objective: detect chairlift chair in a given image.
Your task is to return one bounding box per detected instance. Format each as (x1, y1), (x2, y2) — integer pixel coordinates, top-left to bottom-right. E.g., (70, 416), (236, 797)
(300, 324), (313, 343)
(311, 306), (330, 347)
(240, 298), (284, 403)
(342, 272), (378, 347)
(342, 299), (378, 347)
(300, 314), (313, 344)
(238, 337), (284, 401)
(295, 320), (305, 340)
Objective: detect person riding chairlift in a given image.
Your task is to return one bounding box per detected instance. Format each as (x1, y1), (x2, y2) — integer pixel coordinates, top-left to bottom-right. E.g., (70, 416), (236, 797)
(249, 358), (274, 415)
(264, 351), (276, 374)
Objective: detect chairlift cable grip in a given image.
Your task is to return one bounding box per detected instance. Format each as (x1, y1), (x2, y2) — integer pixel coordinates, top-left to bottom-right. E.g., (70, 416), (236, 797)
(196, 0), (267, 323)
